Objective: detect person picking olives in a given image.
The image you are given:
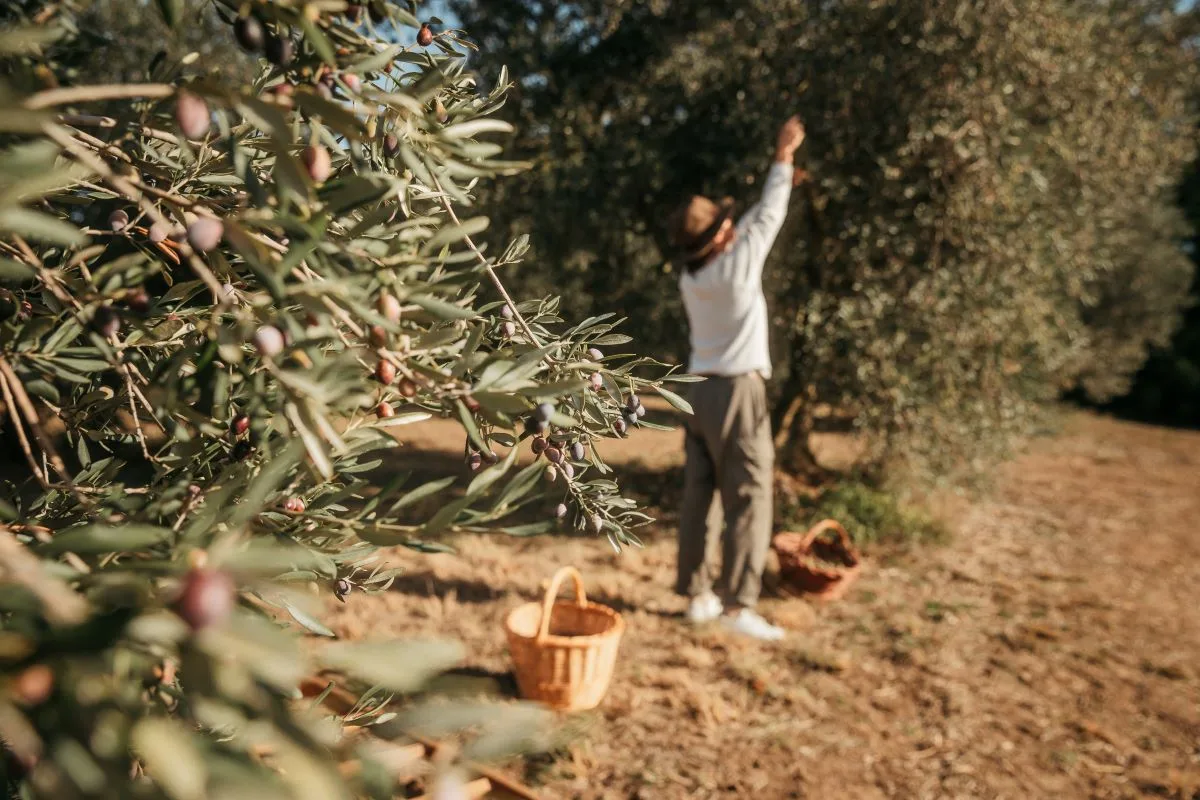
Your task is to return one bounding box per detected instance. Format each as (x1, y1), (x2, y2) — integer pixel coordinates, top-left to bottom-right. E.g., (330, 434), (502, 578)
(667, 115), (806, 641)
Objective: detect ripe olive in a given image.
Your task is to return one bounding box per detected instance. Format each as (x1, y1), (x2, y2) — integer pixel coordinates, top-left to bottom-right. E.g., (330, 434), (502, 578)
(265, 32), (295, 66)
(175, 91), (211, 139)
(91, 305), (119, 338)
(187, 217), (224, 252)
(302, 145), (333, 183)
(253, 325), (285, 358)
(230, 413), (251, 437)
(376, 360), (396, 384)
(175, 568), (236, 631)
(234, 15), (265, 52)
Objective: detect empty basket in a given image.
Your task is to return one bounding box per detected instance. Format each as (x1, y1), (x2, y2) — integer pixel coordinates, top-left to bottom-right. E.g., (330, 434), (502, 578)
(772, 518), (863, 601)
(504, 566), (624, 712)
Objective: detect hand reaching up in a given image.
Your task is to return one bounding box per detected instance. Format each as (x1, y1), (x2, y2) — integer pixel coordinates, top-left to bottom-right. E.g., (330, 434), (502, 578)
(775, 116), (806, 163)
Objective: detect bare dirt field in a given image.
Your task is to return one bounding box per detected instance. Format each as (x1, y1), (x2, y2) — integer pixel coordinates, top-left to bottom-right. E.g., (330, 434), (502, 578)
(325, 411), (1200, 799)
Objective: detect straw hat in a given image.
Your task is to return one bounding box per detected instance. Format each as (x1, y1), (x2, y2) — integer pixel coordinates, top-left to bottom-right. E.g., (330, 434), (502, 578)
(668, 194), (735, 266)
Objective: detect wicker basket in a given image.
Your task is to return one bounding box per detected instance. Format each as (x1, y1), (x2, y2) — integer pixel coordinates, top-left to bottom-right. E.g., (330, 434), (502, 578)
(504, 567), (624, 712)
(772, 519), (863, 601)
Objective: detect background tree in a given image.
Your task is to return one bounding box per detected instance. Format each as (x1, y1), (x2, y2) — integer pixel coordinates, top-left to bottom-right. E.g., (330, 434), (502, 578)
(0, 0), (685, 796)
(1106, 123), (1200, 428)
(452, 0), (1198, 475)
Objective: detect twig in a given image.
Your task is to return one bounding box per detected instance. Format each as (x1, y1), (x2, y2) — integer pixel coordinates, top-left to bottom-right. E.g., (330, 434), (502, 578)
(0, 528), (89, 624)
(40, 122), (227, 301)
(0, 357), (80, 495)
(429, 175), (543, 348)
(121, 362), (153, 462)
(411, 778), (492, 800)
(298, 677), (542, 800)
(56, 113), (116, 128)
(0, 372), (50, 489)
(24, 83), (174, 110)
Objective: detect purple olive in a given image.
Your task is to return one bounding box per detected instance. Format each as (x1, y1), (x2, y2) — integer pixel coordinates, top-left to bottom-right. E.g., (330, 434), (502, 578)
(187, 217), (224, 252)
(265, 32), (295, 66)
(562, 463), (575, 480)
(555, 503), (568, 519)
(501, 304), (514, 320)
(535, 402), (555, 423)
(531, 437), (547, 455)
(588, 514), (604, 534)
(587, 348), (603, 361)
(108, 209), (129, 232)
(234, 15), (265, 52)
(468, 452), (483, 471)
(545, 447), (564, 465)
(636, 405), (647, 418)
(417, 23), (434, 47)
(175, 91), (211, 139)
(570, 442), (586, 461)
(148, 221), (171, 243)
(91, 305), (119, 338)
(501, 321), (516, 338)
(230, 413), (251, 437)
(378, 292), (401, 323)
(334, 578), (352, 602)
(125, 289), (150, 314)
(613, 418), (628, 436)
(302, 145), (333, 183)
(384, 133), (400, 158)
(253, 325), (285, 358)
(175, 568), (236, 631)
(589, 372), (604, 391)
(231, 440), (255, 461)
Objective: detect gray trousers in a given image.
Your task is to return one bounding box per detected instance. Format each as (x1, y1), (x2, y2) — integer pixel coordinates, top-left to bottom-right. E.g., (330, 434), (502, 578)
(676, 373), (775, 608)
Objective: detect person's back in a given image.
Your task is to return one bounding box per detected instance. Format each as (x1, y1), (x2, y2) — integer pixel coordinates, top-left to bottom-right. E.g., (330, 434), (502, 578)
(666, 116), (804, 641)
(678, 158), (794, 380)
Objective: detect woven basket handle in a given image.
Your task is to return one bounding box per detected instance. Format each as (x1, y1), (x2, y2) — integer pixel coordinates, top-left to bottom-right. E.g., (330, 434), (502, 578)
(799, 519), (853, 553)
(537, 566), (588, 642)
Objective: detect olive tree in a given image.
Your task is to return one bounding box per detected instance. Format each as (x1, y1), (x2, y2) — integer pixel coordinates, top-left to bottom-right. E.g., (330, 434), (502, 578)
(453, 0), (1198, 476)
(0, 1), (687, 796)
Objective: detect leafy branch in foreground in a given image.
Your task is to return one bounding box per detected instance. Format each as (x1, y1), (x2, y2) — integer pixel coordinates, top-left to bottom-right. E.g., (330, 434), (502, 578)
(0, 0), (683, 796)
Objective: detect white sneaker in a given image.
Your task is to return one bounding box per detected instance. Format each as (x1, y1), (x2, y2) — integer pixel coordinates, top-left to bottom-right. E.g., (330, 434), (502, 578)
(686, 592), (723, 624)
(721, 608), (785, 641)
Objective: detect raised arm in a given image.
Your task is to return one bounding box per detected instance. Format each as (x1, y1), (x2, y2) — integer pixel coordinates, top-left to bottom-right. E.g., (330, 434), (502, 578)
(730, 117), (805, 280)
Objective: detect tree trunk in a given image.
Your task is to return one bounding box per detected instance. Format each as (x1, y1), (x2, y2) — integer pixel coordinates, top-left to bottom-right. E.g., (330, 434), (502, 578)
(771, 381), (833, 484)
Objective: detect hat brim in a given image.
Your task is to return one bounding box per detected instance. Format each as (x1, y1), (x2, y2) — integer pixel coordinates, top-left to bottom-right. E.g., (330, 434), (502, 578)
(680, 197), (735, 262)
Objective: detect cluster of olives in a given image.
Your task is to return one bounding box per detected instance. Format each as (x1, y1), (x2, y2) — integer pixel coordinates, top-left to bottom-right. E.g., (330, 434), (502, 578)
(497, 303), (517, 339)
(371, 292), (419, 411)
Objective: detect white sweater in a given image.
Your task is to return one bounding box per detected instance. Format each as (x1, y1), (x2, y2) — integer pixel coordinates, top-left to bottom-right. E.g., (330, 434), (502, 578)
(679, 162), (793, 379)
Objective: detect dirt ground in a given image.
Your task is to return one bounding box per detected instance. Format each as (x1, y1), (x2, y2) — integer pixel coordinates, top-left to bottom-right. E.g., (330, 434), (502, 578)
(324, 411), (1200, 799)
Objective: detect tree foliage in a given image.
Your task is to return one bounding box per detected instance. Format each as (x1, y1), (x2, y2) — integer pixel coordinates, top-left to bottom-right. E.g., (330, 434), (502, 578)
(1107, 135), (1200, 428)
(0, 1), (681, 796)
(453, 0), (1198, 473)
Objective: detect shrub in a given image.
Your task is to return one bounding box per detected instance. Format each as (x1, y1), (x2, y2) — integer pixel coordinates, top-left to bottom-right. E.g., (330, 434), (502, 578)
(781, 482), (947, 548)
